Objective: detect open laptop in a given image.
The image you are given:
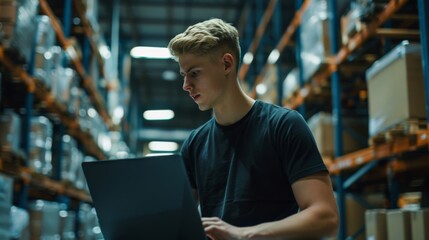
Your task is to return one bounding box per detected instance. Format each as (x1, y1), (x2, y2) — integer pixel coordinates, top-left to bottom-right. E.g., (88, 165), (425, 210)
(81, 154), (207, 240)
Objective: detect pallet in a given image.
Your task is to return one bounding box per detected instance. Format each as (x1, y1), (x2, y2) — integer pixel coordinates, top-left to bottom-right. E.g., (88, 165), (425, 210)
(368, 119), (427, 146)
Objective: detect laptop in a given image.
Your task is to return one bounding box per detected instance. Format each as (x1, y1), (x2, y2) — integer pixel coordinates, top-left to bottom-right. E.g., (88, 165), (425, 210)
(81, 154), (207, 240)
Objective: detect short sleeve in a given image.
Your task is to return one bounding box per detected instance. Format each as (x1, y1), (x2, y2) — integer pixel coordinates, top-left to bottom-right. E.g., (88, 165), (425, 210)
(277, 110), (328, 184)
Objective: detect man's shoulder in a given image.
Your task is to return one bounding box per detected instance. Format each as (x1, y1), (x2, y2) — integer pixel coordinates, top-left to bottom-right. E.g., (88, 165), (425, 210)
(255, 100), (297, 119)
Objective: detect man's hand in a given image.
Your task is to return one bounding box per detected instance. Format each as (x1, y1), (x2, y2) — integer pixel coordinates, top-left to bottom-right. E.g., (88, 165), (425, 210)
(202, 217), (250, 240)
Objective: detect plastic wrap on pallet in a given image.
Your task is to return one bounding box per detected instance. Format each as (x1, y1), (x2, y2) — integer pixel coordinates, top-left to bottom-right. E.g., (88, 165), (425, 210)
(0, 110), (21, 153)
(341, 0), (389, 44)
(78, 91), (92, 133)
(0, 173), (13, 240)
(75, 155), (96, 191)
(49, 46), (66, 97)
(366, 41), (426, 137)
(88, 111), (108, 149)
(282, 68), (299, 100)
(53, 68), (80, 115)
(307, 112), (368, 156)
(28, 200), (65, 240)
(10, 206), (30, 239)
(78, 203), (103, 239)
(61, 135), (82, 183)
(33, 15), (56, 88)
(69, 87), (83, 118)
(299, 0), (330, 81)
(11, 0), (39, 63)
(29, 116), (53, 176)
(59, 210), (75, 240)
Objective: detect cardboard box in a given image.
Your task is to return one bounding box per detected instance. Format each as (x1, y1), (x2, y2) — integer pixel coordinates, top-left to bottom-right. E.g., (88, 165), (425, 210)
(326, 193), (366, 240)
(308, 112), (368, 156)
(366, 41), (426, 137)
(387, 210), (412, 240)
(411, 209), (429, 240)
(365, 209), (387, 240)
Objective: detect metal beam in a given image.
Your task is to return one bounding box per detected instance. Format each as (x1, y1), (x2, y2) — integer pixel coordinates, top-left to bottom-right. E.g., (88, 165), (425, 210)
(418, 0), (429, 120)
(238, 0), (278, 81)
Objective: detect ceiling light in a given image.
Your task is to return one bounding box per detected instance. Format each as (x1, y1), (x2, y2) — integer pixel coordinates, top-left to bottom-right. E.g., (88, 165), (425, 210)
(148, 141), (179, 152)
(145, 153), (174, 157)
(143, 109), (175, 120)
(162, 70), (178, 81)
(130, 46), (172, 59)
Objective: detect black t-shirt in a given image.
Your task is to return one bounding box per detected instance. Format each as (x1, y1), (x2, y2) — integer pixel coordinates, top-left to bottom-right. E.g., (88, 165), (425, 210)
(181, 100), (327, 227)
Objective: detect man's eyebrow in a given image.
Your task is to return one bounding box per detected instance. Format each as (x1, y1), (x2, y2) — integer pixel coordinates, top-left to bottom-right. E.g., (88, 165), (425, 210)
(180, 66), (198, 75)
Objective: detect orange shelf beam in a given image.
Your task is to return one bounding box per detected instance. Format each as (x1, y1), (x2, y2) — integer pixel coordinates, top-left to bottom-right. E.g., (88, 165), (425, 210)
(0, 158), (91, 202)
(0, 48), (36, 93)
(329, 129), (429, 174)
(72, 0), (106, 79)
(0, 46), (107, 160)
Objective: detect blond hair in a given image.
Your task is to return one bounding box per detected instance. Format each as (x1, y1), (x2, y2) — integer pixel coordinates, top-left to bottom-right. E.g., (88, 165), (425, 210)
(168, 18), (241, 71)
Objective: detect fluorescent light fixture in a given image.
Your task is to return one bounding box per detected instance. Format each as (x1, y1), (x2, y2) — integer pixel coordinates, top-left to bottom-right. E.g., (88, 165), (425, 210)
(148, 141), (179, 152)
(242, 52), (254, 65)
(162, 70), (178, 81)
(130, 46), (172, 59)
(143, 109), (175, 120)
(267, 49), (280, 64)
(145, 153), (174, 157)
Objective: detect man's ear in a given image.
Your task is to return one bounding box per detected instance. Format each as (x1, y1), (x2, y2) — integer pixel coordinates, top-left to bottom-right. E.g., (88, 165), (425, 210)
(222, 53), (234, 74)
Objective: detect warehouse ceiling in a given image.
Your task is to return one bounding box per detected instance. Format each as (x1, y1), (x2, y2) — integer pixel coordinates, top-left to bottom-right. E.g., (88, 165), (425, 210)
(96, 0), (297, 152)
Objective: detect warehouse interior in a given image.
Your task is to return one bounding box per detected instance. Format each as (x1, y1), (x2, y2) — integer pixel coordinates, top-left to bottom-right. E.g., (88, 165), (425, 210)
(0, 0), (429, 239)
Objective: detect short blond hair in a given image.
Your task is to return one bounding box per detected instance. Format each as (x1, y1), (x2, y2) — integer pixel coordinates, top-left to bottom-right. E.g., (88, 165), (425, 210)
(168, 18), (241, 71)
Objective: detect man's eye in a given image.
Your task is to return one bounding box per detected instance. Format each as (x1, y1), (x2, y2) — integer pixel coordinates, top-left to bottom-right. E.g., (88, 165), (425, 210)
(190, 71), (199, 78)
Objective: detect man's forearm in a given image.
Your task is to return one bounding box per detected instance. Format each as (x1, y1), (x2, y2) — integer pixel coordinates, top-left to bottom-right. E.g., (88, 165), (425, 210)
(243, 205), (338, 239)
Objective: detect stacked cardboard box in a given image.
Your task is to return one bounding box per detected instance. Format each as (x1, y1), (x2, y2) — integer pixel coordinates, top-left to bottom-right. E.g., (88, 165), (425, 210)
(29, 116), (53, 176)
(308, 112), (368, 157)
(366, 209), (387, 240)
(366, 41), (426, 137)
(411, 209), (429, 240)
(365, 208), (429, 240)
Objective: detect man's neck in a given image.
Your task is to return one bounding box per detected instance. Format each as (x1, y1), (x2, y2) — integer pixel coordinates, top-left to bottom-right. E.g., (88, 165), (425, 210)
(213, 88), (255, 126)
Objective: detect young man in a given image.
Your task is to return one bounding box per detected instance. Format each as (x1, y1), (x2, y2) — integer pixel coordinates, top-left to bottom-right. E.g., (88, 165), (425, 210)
(168, 18), (339, 240)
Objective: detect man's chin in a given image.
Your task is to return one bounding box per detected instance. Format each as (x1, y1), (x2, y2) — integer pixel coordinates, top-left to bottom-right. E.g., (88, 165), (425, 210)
(197, 104), (211, 111)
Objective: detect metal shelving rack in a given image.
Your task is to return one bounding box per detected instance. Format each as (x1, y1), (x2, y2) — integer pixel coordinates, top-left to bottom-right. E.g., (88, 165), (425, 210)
(0, 0), (112, 206)
(241, 0), (429, 239)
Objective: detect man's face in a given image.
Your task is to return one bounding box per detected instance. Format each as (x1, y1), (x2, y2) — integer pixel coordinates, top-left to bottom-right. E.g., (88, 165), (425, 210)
(178, 53), (228, 111)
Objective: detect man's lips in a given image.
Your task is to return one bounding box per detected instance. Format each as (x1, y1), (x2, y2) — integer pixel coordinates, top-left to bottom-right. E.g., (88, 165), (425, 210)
(191, 94), (200, 101)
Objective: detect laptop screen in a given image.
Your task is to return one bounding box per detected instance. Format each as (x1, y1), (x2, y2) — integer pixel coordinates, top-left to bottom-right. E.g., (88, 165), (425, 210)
(82, 154), (207, 240)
